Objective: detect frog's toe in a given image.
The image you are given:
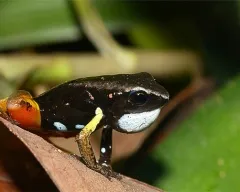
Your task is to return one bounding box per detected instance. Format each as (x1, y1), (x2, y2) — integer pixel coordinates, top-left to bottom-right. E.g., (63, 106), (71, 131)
(95, 164), (122, 180)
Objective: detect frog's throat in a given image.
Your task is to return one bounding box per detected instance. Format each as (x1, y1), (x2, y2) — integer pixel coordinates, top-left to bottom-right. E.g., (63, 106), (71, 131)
(117, 108), (161, 133)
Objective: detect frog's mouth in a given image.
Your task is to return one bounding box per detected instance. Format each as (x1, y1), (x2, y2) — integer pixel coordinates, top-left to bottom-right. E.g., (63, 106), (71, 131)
(116, 108), (161, 133)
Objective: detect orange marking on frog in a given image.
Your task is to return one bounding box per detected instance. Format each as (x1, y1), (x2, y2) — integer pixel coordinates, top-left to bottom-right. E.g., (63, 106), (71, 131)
(5, 91), (41, 130)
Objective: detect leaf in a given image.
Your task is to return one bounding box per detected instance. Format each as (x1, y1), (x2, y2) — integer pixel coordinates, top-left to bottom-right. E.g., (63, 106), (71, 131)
(133, 76), (240, 191)
(0, 117), (163, 192)
(0, 0), (137, 50)
(0, 119), (57, 191)
(0, 0), (78, 50)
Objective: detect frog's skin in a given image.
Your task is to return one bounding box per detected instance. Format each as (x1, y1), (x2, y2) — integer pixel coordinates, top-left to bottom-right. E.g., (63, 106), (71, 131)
(0, 72), (169, 179)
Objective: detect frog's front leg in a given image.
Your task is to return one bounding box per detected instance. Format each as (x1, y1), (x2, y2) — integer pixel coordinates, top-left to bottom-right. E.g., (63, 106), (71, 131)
(99, 127), (112, 167)
(98, 127), (121, 179)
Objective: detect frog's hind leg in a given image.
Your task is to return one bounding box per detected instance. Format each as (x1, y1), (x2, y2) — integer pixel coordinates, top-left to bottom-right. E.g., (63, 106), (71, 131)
(0, 97), (19, 125)
(4, 90), (41, 129)
(0, 98), (9, 118)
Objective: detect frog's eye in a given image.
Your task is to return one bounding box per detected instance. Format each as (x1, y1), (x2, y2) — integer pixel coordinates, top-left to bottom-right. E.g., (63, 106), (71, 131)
(128, 90), (149, 106)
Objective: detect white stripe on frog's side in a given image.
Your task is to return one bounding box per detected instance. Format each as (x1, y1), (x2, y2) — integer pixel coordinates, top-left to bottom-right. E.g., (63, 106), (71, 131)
(117, 108), (161, 133)
(75, 124), (85, 129)
(53, 122), (67, 131)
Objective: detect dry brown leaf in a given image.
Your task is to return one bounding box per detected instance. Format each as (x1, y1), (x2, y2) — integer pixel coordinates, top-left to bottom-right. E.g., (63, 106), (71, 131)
(0, 117), (163, 192)
(0, 121), (58, 192)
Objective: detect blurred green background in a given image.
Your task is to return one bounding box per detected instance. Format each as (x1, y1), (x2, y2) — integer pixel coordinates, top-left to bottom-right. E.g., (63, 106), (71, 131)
(0, 1), (239, 191)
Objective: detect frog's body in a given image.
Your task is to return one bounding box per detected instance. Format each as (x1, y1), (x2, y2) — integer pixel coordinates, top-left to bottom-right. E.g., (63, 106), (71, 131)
(0, 72), (169, 179)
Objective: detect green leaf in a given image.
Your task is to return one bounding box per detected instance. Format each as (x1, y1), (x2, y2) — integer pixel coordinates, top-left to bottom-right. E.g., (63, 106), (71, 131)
(133, 76), (240, 192)
(0, 0), (138, 50)
(0, 0), (79, 49)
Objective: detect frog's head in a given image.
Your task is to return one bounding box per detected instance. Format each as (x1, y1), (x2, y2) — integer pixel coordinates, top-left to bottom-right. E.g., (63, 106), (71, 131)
(107, 72), (169, 133)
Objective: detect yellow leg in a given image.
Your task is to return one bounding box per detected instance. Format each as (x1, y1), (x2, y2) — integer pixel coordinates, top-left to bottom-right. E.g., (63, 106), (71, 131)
(75, 107), (121, 179)
(75, 107), (103, 169)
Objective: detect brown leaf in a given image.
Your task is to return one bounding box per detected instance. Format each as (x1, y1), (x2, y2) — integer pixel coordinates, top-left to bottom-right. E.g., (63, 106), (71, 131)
(0, 120), (59, 191)
(0, 117), (163, 192)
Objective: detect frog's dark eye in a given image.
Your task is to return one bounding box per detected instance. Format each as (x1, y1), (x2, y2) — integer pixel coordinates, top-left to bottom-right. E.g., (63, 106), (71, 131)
(128, 90), (149, 106)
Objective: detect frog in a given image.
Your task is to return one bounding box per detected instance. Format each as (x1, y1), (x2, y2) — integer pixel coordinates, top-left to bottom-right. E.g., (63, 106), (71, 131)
(0, 72), (169, 179)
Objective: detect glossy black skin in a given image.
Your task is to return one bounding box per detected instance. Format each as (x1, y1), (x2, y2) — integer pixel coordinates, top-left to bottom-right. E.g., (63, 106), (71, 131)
(35, 72), (169, 133)
(34, 72), (169, 172)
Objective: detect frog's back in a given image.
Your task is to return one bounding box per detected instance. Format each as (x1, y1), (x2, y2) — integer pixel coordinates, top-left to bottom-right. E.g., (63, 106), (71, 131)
(35, 80), (99, 133)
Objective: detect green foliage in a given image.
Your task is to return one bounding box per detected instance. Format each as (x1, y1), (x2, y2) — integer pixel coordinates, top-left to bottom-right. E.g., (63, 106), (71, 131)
(0, 0), (137, 50)
(0, 0), (77, 49)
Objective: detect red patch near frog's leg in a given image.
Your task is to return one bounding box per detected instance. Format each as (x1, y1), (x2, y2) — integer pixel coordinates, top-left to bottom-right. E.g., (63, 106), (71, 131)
(6, 90), (41, 130)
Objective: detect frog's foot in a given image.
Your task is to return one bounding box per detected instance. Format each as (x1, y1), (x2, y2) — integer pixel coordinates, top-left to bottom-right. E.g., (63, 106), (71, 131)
(94, 163), (122, 180)
(70, 153), (83, 162)
(0, 110), (10, 120)
(70, 154), (122, 180)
